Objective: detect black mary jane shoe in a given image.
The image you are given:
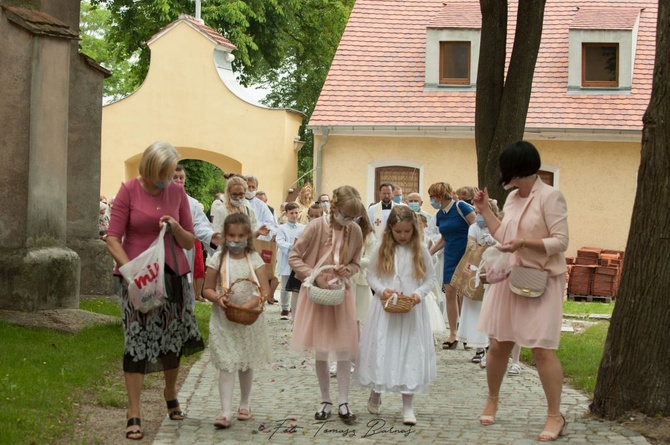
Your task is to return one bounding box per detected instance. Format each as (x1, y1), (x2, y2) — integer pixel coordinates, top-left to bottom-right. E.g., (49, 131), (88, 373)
(125, 417), (143, 440)
(315, 401), (332, 420)
(442, 340), (458, 350)
(338, 403), (357, 425)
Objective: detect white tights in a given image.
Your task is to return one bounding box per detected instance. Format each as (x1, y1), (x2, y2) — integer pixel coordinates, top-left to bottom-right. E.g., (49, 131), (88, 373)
(218, 369), (253, 419)
(315, 359), (352, 413)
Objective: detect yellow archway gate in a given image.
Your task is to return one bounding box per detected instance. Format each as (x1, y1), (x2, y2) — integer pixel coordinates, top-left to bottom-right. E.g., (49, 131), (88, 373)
(100, 14), (304, 209)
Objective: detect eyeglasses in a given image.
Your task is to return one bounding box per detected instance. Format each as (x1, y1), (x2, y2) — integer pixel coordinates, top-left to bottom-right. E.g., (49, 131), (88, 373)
(229, 193), (244, 199)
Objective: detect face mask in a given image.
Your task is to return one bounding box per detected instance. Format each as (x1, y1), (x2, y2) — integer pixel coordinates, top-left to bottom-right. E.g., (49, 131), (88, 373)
(408, 202), (421, 212)
(230, 198), (244, 207)
(321, 202), (330, 211)
(245, 191), (256, 200)
(430, 199), (441, 210)
(392, 195), (402, 204)
(155, 179), (171, 189)
(333, 212), (353, 227)
(502, 182), (515, 191)
(476, 215), (486, 228)
(226, 240), (247, 254)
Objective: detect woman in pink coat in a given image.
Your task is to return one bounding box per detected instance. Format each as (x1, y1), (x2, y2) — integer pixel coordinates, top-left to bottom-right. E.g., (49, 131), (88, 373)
(474, 141), (569, 442)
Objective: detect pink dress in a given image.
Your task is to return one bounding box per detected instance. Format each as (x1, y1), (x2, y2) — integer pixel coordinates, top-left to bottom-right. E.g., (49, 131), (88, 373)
(477, 197), (565, 350)
(290, 228), (359, 361)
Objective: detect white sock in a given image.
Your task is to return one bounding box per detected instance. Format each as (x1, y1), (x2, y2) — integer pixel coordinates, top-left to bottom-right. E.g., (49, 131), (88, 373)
(218, 370), (235, 419)
(337, 360), (351, 412)
(238, 368), (253, 410)
(511, 344), (521, 365)
(315, 360), (332, 409)
(402, 393), (414, 418)
(290, 292), (298, 319)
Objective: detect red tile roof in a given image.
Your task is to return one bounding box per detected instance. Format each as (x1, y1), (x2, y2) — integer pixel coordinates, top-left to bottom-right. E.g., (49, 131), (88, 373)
(147, 14), (236, 51)
(570, 7), (641, 29)
(428, 2), (482, 28)
(309, 0), (656, 132)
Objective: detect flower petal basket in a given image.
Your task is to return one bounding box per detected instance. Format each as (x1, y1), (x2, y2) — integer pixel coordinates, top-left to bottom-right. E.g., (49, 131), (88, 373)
(303, 265), (346, 306)
(380, 292), (416, 313)
(224, 278), (264, 325)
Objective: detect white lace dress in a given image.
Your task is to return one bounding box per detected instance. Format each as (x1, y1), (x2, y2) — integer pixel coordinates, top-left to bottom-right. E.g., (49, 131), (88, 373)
(207, 250), (272, 372)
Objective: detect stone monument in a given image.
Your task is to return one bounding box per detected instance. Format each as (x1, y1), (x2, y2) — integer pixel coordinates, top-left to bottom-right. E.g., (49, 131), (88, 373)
(0, 0), (111, 312)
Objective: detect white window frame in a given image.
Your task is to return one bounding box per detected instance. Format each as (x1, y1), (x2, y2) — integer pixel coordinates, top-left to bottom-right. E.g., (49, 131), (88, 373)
(425, 28), (480, 90)
(539, 164), (560, 189)
(366, 160), (424, 205)
(567, 20), (639, 91)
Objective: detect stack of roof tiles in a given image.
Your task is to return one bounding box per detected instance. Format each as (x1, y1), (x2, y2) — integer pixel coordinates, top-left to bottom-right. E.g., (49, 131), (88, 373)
(566, 248), (624, 298)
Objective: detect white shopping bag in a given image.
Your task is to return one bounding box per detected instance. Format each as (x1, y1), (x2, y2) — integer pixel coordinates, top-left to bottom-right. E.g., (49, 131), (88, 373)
(119, 224), (167, 313)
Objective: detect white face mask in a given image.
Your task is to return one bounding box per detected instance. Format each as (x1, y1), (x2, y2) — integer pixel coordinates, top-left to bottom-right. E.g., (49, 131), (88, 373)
(230, 198), (244, 207)
(502, 183), (515, 191)
(333, 212), (353, 227)
(245, 190), (256, 200)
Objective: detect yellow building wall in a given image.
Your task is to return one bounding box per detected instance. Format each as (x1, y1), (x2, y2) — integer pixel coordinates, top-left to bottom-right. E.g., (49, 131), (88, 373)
(101, 21), (302, 209)
(318, 134), (639, 256)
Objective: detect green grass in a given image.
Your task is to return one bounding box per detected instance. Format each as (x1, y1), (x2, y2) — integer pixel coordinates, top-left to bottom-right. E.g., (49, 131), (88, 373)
(0, 298), (212, 445)
(520, 321), (610, 398)
(563, 300), (615, 316)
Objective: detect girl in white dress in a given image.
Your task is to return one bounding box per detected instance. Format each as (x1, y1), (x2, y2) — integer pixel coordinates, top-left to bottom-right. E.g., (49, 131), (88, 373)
(202, 213), (272, 429)
(359, 206), (437, 426)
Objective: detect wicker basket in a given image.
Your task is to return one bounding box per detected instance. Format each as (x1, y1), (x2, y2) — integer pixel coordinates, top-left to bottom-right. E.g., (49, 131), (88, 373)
(223, 278), (264, 325)
(304, 265), (346, 306)
(380, 292), (416, 313)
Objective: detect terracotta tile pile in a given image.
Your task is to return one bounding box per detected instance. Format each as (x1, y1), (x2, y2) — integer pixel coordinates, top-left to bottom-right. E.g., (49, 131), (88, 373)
(566, 247), (624, 299)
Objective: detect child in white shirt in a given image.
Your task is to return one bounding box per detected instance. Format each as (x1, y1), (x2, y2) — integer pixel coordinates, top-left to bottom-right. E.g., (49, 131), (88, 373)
(275, 202), (305, 319)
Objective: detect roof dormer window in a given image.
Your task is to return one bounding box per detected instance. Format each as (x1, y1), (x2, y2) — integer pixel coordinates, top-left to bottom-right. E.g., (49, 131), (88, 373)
(568, 7), (640, 92)
(582, 43), (619, 87)
(439, 41), (471, 85)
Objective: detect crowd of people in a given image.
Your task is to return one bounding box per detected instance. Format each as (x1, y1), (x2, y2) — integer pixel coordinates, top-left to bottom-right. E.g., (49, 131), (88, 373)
(105, 140), (569, 442)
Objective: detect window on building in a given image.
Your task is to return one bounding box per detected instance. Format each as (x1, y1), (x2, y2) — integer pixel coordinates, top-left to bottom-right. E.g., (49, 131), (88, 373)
(538, 170), (555, 187)
(582, 43), (619, 87)
(439, 41), (471, 85)
(374, 166), (420, 200)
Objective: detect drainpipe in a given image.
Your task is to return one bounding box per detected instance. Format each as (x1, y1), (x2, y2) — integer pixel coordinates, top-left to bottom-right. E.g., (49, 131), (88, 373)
(315, 126), (330, 196)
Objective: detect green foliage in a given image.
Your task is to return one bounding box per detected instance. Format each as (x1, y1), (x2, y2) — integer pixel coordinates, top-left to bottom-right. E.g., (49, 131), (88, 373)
(180, 160), (226, 213)
(0, 298), (213, 445)
(79, 0), (141, 102)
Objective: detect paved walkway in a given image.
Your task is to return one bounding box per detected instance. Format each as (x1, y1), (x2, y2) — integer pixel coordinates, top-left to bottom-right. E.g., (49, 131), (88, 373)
(153, 303), (648, 445)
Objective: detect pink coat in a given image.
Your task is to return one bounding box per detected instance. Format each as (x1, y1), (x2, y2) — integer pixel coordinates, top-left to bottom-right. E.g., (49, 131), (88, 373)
(492, 175), (569, 277)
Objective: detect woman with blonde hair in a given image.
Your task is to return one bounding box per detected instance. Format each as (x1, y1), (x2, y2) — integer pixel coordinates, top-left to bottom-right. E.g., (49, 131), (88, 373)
(106, 141), (204, 440)
(289, 185), (364, 425)
(428, 181), (476, 349)
(211, 176), (269, 239)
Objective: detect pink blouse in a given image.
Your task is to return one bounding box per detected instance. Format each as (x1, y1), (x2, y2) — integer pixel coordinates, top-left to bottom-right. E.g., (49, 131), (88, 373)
(108, 178), (194, 275)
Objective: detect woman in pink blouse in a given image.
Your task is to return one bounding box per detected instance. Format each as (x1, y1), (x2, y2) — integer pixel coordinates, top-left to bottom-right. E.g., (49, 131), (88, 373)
(106, 141), (204, 440)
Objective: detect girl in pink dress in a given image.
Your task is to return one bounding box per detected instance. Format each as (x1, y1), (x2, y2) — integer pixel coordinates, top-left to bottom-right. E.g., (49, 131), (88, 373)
(474, 141), (569, 442)
(289, 185), (364, 425)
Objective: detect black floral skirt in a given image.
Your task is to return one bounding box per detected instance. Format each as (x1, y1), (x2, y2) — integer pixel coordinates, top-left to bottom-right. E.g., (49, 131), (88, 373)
(119, 276), (204, 374)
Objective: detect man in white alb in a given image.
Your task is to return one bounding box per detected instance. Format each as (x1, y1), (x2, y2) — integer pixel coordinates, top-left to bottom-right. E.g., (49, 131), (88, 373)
(367, 182), (399, 240)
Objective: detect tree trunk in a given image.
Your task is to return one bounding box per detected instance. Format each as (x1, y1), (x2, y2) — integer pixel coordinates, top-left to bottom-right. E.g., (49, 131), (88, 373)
(475, 0), (546, 204)
(591, 1), (670, 419)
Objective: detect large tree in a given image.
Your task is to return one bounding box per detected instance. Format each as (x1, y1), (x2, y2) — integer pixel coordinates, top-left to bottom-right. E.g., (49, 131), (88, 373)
(475, 0), (546, 202)
(591, 1), (670, 419)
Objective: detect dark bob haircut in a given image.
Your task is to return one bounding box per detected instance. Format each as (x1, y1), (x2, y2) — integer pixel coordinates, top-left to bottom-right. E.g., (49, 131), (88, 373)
(499, 141), (541, 186)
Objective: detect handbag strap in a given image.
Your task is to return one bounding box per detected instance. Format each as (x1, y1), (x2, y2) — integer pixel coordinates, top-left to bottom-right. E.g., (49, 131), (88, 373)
(165, 222), (181, 275)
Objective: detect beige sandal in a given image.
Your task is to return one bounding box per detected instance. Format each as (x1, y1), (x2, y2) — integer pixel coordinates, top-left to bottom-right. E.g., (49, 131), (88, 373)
(538, 413), (566, 441)
(214, 415), (231, 429)
(237, 407), (252, 421)
(479, 395), (498, 425)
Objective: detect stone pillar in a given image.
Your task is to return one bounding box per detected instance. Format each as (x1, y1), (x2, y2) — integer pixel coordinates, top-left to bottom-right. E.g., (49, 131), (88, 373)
(0, 4), (80, 310)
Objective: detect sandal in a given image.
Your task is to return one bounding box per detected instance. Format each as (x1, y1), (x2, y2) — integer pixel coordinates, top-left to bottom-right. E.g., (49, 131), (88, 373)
(314, 401), (332, 420)
(442, 340), (458, 350)
(479, 395), (498, 426)
(338, 403), (357, 425)
(165, 389), (185, 420)
(214, 415), (231, 429)
(237, 407), (252, 421)
(125, 417), (143, 440)
(367, 392), (381, 414)
(538, 413), (567, 441)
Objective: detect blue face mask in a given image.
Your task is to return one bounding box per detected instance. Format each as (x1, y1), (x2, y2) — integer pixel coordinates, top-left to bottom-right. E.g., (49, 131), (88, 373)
(408, 202), (421, 212)
(155, 179), (171, 189)
(475, 215), (486, 228)
(392, 195), (402, 204)
(430, 199), (441, 210)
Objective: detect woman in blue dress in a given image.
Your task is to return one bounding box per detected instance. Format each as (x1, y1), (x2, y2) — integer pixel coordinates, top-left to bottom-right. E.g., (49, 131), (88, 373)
(428, 182), (475, 349)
